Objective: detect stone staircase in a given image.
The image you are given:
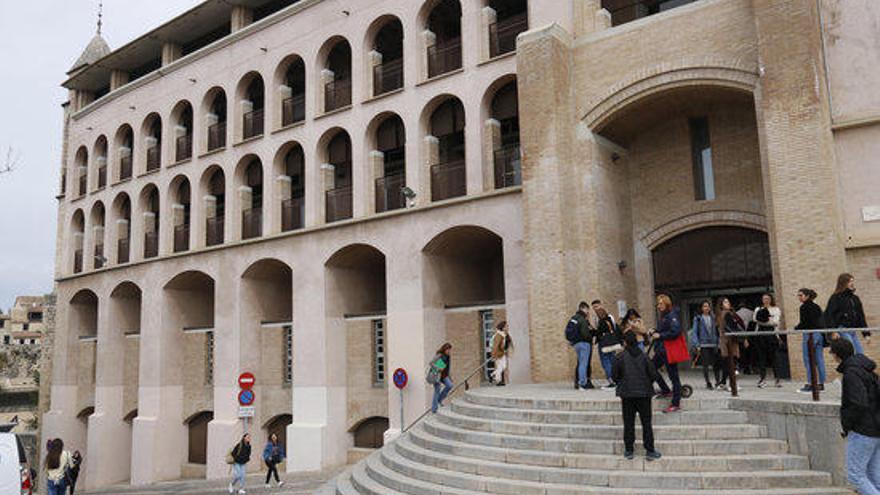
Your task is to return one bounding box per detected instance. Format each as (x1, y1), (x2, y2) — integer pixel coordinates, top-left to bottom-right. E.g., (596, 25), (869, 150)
(328, 385), (854, 495)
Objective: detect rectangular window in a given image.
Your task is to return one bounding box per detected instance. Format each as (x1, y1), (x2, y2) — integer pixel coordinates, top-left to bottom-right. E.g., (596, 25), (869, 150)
(0, 319), (5, 328)
(284, 325), (293, 384)
(372, 319), (386, 387)
(22, 323), (29, 331)
(205, 331), (214, 385)
(689, 117), (715, 201)
(3, 336), (9, 344)
(480, 310), (495, 381)
(28, 312), (42, 322)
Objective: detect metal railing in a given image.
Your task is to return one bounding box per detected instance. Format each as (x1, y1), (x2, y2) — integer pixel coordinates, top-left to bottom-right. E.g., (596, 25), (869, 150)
(281, 197), (304, 232)
(97, 165), (107, 188)
(73, 249), (83, 273)
(325, 186), (353, 223)
(117, 238), (130, 264)
(173, 224), (190, 252)
(494, 144), (522, 189)
(143, 231), (159, 258)
(375, 172), (406, 213)
(241, 207), (263, 239)
(373, 58), (404, 96)
(94, 243), (104, 269)
(324, 79), (352, 112)
(282, 94), (306, 126)
(489, 13), (528, 58)
(146, 146), (160, 172)
(208, 121), (226, 151)
(176, 134), (192, 162)
(206, 215), (224, 246)
(119, 156), (132, 180)
(78, 175), (87, 196)
(243, 109), (265, 139)
(431, 160), (466, 201)
(404, 359), (492, 433)
(427, 38), (462, 78)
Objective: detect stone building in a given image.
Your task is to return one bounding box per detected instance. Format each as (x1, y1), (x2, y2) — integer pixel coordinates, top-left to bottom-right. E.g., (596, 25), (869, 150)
(43, 0), (880, 491)
(0, 295), (48, 346)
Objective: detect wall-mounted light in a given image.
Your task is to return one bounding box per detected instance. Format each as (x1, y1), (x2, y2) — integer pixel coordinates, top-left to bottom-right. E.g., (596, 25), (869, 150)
(260, 47), (268, 53)
(617, 260), (627, 271)
(189, 78), (197, 84)
(402, 187), (416, 208)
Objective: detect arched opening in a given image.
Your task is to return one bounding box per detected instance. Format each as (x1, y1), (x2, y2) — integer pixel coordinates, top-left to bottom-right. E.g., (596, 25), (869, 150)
(89, 202), (106, 269)
(185, 411), (213, 465)
(139, 184), (160, 258)
(71, 209), (85, 273)
(204, 87), (227, 151)
(321, 129), (353, 223)
(488, 78), (521, 188)
(171, 176), (192, 252)
(424, 0), (462, 78)
(112, 193), (132, 264)
(94, 135), (108, 189)
(277, 55), (306, 127)
(114, 124), (134, 181)
(372, 114), (406, 213)
(428, 97), (466, 201)
(201, 166), (226, 246)
(322, 38), (352, 112)
(276, 143), (305, 231)
(239, 73), (265, 140)
(76, 406), (95, 470)
(173, 101), (194, 162)
(70, 289), (99, 339)
(423, 226), (506, 380)
(237, 157), (264, 240)
(109, 282), (142, 483)
(370, 18), (404, 96)
(70, 290), (99, 441)
(351, 416), (389, 449)
(601, 0), (698, 27)
(143, 113), (162, 172)
(74, 146), (89, 197)
(264, 414), (292, 453)
(486, 0), (528, 58)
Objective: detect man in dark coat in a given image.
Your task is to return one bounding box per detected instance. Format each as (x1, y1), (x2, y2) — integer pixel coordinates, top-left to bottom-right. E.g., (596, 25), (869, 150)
(613, 331), (662, 461)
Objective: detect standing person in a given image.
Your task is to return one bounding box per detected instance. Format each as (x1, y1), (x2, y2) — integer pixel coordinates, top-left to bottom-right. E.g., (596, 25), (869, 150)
(613, 331), (662, 461)
(753, 294), (783, 388)
(262, 433), (285, 488)
(826, 273), (870, 355)
(68, 451), (83, 494)
(567, 302), (595, 390)
(691, 300), (721, 390)
(595, 307), (623, 390)
(796, 288), (826, 394)
(736, 302), (755, 374)
(830, 338), (880, 495)
(716, 297), (746, 391)
(490, 321), (514, 386)
(228, 433), (252, 495)
(621, 309), (647, 351)
(44, 438), (71, 495)
(650, 294), (683, 413)
(430, 343), (453, 413)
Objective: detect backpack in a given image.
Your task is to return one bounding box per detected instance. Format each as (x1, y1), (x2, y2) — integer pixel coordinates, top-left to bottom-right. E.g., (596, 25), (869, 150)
(425, 356), (446, 385)
(225, 445), (237, 464)
(565, 317), (580, 345)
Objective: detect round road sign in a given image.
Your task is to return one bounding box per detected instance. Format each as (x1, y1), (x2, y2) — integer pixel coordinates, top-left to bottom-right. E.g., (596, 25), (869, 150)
(238, 372), (255, 389)
(238, 389), (255, 406)
(393, 368), (408, 389)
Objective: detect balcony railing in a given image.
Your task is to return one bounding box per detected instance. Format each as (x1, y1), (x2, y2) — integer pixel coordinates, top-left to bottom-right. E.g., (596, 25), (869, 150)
(176, 134), (193, 162)
(74, 249), (83, 273)
(603, 0), (698, 26)
(375, 172), (406, 213)
(94, 244), (104, 269)
(427, 38), (462, 78)
(243, 109), (264, 140)
(325, 186), (353, 223)
(494, 144), (522, 189)
(373, 58), (404, 96)
(144, 231), (159, 259)
(431, 160), (466, 201)
(119, 156), (132, 180)
(208, 121), (226, 151)
(281, 197), (304, 232)
(489, 13), (528, 58)
(282, 94), (306, 126)
(174, 224), (190, 252)
(241, 207), (262, 240)
(97, 165), (107, 188)
(61, 172), (67, 194)
(117, 238), (130, 264)
(324, 79), (352, 112)
(78, 175), (87, 196)
(206, 215), (224, 246)
(146, 146), (160, 172)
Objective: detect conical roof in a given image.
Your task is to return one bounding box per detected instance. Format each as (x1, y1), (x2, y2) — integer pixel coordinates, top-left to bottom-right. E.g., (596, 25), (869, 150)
(68, 34), (111, 74)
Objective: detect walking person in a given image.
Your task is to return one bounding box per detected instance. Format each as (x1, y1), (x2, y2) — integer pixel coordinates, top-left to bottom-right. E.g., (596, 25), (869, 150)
(68, 450), (83, 494)
(228, 433), (252, 494)
(621, 308), (648, 351)
(430, 343), (453, 413)
(826, 273), (870, 355)
(830, 338), (880, 495)
(566, 302), (595, 390)
(716, 297), (746, 391)
(754, 294), (783, 388)
(490, 321), (514, 386)
(262, 433), (285, 488)
(613, 331), (662, 461)
(44, 438), (71, 495)
(596, 306), (623, 389)
(650, 294), (684, 413)
(690, 300), (721, 390)
(797, 288), (827, 394)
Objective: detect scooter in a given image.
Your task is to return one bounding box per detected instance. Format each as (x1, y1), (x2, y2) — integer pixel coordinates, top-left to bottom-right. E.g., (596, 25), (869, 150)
(645, 336), (694, 399)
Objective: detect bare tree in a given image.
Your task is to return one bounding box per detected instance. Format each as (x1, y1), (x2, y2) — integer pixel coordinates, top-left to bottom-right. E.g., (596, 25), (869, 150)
(0, 146), (21, 175)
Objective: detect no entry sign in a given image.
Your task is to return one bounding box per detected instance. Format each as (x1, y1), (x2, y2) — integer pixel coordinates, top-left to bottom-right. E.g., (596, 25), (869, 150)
(238, 389), (255, 406)
(393, 368), (408, 389)
(238, 372), (255, 389)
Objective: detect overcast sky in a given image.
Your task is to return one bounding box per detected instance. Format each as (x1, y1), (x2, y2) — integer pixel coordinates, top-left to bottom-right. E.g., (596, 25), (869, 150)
(0, 1), (201, 311)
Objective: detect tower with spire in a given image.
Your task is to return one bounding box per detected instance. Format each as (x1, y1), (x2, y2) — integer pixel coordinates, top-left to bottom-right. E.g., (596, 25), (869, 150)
(68, 1), (110, 77)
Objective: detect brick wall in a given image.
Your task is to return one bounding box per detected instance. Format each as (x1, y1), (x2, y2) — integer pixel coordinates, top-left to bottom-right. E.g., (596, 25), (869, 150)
(346, 319), (387, 430)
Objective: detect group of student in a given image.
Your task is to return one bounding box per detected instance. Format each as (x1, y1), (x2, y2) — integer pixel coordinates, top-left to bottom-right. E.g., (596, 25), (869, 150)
(225, 432), (286, 494)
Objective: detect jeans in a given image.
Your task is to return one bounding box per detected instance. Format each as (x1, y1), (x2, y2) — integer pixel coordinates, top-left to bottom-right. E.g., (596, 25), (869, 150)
(231, 462), (246, 489)
(432, 376), (453, 412)
(574, 342), (592, 387)
(47, 479), (68, 495)
(621, 397), (655, 453)
(846, 432), (880, 495)
(801, 334), (826, 385)
(599, 350), (615, 381)
(840, 330), (866, 355)
(653, 348), (681, 407)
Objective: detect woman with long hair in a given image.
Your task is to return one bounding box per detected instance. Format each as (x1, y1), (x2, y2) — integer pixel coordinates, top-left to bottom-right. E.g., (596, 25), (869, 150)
(262, 433), (285, 488)
(716, 297), (746, 391)
(621, 308), (647, 351)
(753, 293), (783, 388)
(595, 307), (622, 389)
(430, 343), (453, 413)
(44, 438), (71, 495)
(796, 288), (826, 393)
(826, 273), (869, 355)
(650, 294), (683, 413)
(228, 433), (251, 494)
(691, 300), (721, 390)
(490, 321), (514, 386)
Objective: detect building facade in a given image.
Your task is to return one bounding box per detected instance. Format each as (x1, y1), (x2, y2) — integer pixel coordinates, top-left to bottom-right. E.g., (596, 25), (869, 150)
(44, 0), (880, 491)
(0, 295), (48, 346)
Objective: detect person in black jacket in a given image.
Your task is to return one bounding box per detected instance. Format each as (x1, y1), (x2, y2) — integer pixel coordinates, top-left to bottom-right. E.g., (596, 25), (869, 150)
(796, 288), (826, 394)
(570, 302), (595, 390)
(613, 331), (662, 461)
(229, 433), (252, 494)
(595, 306), (622, 390)
(827, 273), (870, 355)
(831, 338), (880, 495)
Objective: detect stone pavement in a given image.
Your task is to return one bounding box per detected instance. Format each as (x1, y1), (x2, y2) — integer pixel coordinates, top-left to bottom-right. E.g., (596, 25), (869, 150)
(80, 468), (344, 495)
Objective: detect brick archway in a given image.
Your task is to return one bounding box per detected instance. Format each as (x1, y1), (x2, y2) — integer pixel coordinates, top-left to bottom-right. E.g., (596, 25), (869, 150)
(641, 210), (767, 251)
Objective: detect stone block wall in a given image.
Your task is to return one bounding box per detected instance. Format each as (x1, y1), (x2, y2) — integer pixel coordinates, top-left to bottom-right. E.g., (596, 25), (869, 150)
(346, 319), (387, 430)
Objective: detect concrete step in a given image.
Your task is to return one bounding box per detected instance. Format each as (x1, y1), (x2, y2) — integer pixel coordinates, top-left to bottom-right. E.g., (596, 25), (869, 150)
(464, 389), (731, 412)
(435, 408), (767, 440)
(451, 399), (750, 425)
(422, 418), (790, 456)
(408, 426), (810, 472)
(346, 457), (408, 495)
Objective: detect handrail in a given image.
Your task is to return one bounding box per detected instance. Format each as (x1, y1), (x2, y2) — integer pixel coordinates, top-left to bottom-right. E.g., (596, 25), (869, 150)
(722, 327), (879, 337)
(403, 358), (492, 433)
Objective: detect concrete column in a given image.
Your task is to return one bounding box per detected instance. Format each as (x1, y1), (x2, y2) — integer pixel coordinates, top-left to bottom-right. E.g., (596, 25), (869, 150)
(195, 195), (217, 249)
(502, 234), (532, 385)
(368, 50), (383, 98)
(351, 132), (368, 219)
(573, 0), (610, 37)
(423, 136), (439, 203)
(203, 113), (219, 154)
(319, 69), (335, 114)
(206, 277), (239, 480)
(484, 118), (502, 190)
(234, 186), (252, 240)
(276, 85), (292, 129)
(460, 0), (481, 69)
(113, 219), (128, 264)
(421, 30), (436, 80)
(369, 151), (384, 213)
(231, 5), (253, 32)
(161, 42), (182, 66)
(273, 175), (292, 234)
(110, 70), (129, 91)
(304, 147), (322, 227)
(481, 7), (497, 62)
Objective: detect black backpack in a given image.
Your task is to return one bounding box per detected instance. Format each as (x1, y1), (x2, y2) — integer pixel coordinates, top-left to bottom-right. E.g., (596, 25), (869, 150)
(565, 317), (580, 345)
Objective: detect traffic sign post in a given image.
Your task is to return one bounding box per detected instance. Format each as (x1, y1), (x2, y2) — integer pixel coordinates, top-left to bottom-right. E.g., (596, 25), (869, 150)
(393, 368), (408, 430)
(238, 372), (256, 432)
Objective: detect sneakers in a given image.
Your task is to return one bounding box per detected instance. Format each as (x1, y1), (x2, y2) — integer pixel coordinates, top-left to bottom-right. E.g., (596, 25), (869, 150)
(662, 405), (680, 414)
(228, 484), (234, 494)
(624, 450), (634, 460)
(797, 384), (825, 394)
(757, 380), (767, 389)
(238, 490), (247, 495)
(705, 383), (714, 390)
(645, 450), (662, 461)
(602, 381), (617, 390)
(774, 379), (783, 388)
(584, 381), (596, 390)
(278, 481), (285, 487)
(716, 383), (729, 392)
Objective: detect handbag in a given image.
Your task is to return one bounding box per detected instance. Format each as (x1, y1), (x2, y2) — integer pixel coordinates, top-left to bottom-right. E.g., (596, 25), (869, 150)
(664, 333), (690, 364)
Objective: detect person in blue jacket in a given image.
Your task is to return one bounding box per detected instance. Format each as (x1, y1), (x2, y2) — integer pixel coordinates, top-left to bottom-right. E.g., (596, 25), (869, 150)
(651, 293), (683, 413)
(690, 300), (721, 390)
(262, 433), (286, 488)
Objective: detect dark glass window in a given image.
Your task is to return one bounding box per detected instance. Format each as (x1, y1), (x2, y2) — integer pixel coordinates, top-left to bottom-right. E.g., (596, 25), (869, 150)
(689, 117), (715, 201)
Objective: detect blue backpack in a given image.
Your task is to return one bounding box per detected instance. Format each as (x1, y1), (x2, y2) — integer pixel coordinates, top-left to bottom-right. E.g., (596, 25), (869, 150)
(565, 317), (580, 345)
